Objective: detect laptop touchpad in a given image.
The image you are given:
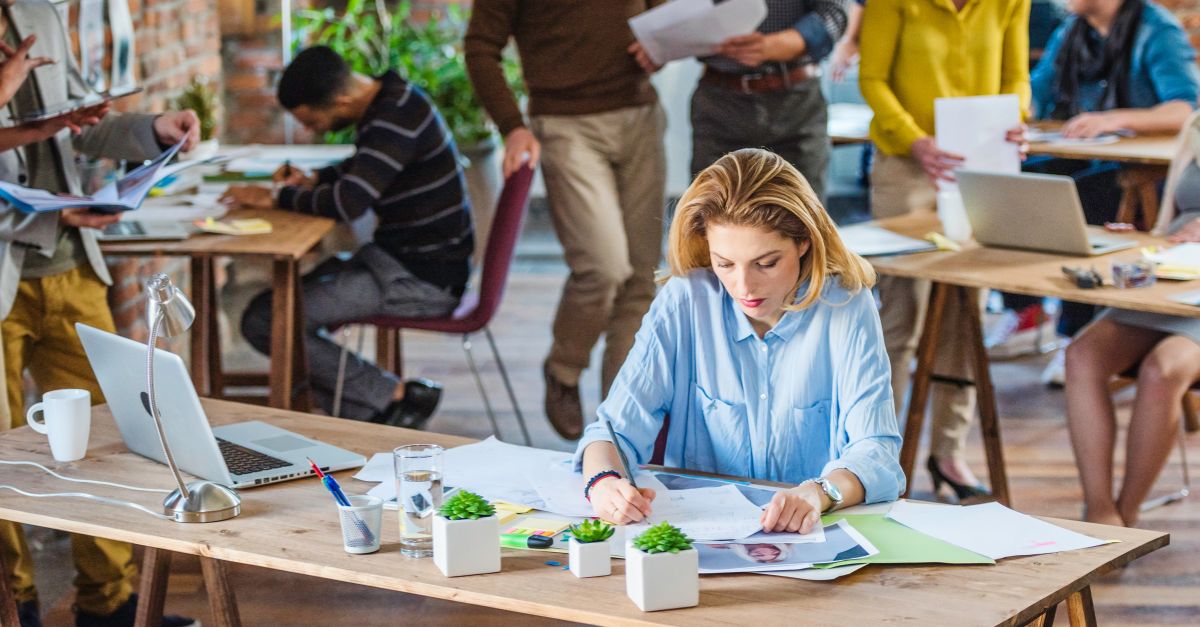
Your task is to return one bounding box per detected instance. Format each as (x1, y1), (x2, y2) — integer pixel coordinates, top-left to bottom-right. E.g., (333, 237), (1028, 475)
(252, 435), (315, 452)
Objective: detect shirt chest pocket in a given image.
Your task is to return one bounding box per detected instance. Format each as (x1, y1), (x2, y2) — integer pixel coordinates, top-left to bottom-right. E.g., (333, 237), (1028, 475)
(771, 400), (834, 482)
(687, 384), (751, 478)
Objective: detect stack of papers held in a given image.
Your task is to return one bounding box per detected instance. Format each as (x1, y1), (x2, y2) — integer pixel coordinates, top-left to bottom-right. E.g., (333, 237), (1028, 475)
(1145, 243), (1200, 280)
(629, 0), (767, 65)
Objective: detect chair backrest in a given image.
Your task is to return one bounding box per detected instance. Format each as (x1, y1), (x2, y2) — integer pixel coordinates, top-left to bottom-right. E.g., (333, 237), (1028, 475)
(472, 164), (535, 325)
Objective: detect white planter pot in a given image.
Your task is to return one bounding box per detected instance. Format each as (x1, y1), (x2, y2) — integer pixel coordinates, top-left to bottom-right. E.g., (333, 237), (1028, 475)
(625, 545), (699, 611)
(569, 538), (611, 578)
(432, 515), (501, 577)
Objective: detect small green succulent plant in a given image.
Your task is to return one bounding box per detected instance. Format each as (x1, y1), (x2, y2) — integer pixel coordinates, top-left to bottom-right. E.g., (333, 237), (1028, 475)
(632, 522), (693, 554)
(569, 519), (616, 543)
(437, 490), (495, 520)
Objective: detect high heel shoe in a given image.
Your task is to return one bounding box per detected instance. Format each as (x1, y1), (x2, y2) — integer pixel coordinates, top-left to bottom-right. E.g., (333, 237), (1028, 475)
(927, 456), (992, 502)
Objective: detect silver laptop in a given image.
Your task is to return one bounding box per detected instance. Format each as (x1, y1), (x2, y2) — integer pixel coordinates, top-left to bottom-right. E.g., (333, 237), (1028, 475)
(957, 170), (1136, 256)
(98, 220), (190, 242)
(76, 323), (365, 488)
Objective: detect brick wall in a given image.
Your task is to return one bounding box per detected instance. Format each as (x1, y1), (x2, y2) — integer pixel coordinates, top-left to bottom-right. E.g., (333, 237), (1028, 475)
(98, 0), (224, 341)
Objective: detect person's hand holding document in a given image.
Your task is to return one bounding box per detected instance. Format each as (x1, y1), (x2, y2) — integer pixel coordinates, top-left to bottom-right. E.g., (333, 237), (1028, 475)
(629, 0), (769, 65)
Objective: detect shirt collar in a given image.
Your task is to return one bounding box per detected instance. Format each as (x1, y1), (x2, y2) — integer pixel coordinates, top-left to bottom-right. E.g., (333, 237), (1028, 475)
(724, 283), (807, 344)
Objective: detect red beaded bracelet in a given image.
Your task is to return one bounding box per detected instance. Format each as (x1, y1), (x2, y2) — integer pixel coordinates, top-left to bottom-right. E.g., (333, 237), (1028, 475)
(583, 470), (621, 501)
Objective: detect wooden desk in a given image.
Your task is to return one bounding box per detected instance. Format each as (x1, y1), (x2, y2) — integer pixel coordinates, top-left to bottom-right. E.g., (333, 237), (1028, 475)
(867, 213), (1200, 504)
(1028, 132), (1177, 229)
(0, 400), (1169, 626)
(101, 208), (335, 409)
(828, 103), (871, 146)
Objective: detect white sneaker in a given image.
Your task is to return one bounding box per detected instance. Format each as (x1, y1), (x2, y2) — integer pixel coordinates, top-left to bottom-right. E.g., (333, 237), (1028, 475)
(985, 309), (1021, 349)
(1041, 345), (1068, 388)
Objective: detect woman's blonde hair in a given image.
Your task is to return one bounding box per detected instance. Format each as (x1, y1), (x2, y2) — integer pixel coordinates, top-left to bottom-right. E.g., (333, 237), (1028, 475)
(667, 148), (875, 310)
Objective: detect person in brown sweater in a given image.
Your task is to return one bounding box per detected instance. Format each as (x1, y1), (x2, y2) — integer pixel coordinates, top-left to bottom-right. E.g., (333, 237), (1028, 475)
(466, 0), (667, 440)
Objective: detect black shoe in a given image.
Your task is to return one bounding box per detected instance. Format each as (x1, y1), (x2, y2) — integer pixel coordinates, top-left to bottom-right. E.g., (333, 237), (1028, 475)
(370, 379), (443, 429)
(543, 364), (583, 440)
(18, 600), (41, 627)
(75, 593), (198, 627)
(927, 456), (992, 502)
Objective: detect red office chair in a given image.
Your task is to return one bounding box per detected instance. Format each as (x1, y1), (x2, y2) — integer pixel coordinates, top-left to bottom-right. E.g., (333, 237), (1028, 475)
(332, 165), (536, 444)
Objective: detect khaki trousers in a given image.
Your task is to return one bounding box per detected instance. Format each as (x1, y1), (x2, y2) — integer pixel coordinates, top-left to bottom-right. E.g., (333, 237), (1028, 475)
(871, 153), (979, 462)
(1, 265), (136, 615)
(531, 104), (667, 393)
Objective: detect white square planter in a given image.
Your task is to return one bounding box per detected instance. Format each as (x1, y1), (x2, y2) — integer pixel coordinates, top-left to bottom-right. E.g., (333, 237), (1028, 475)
(625, 544), (699, 611)
(569, 538), (611, 578)
(432, 515), (501, 577)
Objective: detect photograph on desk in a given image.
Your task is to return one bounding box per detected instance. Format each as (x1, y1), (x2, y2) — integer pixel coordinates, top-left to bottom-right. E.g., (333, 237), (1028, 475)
(696, 520), (877, 574)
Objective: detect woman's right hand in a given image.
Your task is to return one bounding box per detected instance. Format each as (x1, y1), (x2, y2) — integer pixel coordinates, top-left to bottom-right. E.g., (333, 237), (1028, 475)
(588, 477), (656, 525)
(910, 136), (964, 185)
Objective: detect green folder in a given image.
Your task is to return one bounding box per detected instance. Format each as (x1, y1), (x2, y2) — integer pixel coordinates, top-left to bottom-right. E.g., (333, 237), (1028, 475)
(813, 513), (994, 568)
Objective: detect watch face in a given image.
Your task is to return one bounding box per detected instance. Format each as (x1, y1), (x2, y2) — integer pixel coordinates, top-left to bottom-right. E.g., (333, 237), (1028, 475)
(825, 479), (843, 503)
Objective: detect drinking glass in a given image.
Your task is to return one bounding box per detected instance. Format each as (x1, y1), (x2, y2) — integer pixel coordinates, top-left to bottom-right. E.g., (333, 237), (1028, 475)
(394, 444), (444, 557)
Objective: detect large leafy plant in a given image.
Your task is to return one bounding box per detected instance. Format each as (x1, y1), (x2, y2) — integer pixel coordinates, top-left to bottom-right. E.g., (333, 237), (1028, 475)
(293, 0), (524, 148)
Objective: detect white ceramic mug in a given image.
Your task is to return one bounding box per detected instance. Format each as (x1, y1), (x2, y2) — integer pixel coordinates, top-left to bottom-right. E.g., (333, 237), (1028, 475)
(26, 389), (91, 462)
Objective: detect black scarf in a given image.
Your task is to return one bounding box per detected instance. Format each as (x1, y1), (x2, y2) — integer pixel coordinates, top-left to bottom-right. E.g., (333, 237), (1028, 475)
(1049, 0), (1144, 120)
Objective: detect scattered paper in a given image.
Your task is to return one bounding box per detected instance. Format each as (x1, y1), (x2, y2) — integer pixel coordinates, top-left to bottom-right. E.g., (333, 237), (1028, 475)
(629, 0), (767, 65)
(887, 501), (1110, 560)
(1026, 129), (1124, 145)
(761, 563), (866, 581)
(839, 224), (938, 257)
(812, 514), (993, 568)
(223, 144), (353, 176)
(526, 461), (666, 518)
(1146, 243), (1200, 270)
(352, 452), (393, 483)
(640, 483), (763, 541)
(732, 526), (825, 545)
(828, 103), (873, 139)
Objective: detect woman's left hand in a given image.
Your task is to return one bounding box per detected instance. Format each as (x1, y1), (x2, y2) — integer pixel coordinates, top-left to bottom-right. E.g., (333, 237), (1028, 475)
(1061, 111), (1124, 139)
(760, 482), (825, 534)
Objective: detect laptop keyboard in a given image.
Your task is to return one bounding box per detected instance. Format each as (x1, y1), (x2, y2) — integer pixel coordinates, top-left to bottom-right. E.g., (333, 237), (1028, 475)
(216, 438), (291, 476)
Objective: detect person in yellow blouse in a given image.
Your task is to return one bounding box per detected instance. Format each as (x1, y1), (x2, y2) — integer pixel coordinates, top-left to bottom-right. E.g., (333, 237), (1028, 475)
(859, 0), (1031, 501)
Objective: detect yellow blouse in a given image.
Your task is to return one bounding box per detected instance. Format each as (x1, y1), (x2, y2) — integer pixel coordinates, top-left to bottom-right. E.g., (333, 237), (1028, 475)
(860, 0), (1031, 157)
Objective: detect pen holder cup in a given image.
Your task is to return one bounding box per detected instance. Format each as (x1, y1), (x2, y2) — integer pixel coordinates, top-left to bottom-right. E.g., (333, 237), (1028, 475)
(338, 495), (383, 554)
(1111, 259), (1156, 289)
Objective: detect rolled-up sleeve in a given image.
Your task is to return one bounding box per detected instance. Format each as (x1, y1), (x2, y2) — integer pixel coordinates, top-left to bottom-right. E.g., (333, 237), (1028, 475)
(821, 288), (905, 503)
(573, 281), (683, 470)
(1145, 21), (1200, 108)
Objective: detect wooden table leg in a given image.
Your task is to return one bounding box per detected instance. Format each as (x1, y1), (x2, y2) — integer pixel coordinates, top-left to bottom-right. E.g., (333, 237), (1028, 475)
(0, 542), (20, 627)
(290, 262), (311, 413)
(269, 258), (298, 409)
(1025, 603), (1057, 627)
(199, 556), (241, 627)
(207, 258), (225, 401)
(960, 285), (1012, 506)
(1066, 586), (1098, 627)
(134, 547), (171, 627)
(900, 282), (951, 497)
(189, 256), (213, 395)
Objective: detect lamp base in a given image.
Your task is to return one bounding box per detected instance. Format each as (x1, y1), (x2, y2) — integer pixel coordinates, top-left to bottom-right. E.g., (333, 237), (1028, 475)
(163, 481), (241, 523)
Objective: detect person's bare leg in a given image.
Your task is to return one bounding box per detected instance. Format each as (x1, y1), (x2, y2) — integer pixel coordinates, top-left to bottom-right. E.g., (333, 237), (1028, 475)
(1064, 320), (1162, 525)
(1117, 335), (1200, 527)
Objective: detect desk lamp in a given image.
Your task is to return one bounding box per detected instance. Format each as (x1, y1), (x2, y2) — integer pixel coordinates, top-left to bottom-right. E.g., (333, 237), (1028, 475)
(145, 273), (241, 522)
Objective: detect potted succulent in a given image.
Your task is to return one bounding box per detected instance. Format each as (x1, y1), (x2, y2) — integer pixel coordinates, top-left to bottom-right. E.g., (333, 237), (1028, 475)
(175, 75), (220, 160)
(626, 522), (699, 612)
(568, 519), (615, 578)
(432, 490), (501, 577)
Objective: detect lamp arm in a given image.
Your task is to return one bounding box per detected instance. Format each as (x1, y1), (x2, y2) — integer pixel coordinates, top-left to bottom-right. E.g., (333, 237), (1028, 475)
(147, 310), (190, 499)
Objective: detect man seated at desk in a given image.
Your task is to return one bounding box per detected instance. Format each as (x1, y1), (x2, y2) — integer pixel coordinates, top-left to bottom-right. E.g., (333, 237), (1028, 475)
(223, 46), (474, 428)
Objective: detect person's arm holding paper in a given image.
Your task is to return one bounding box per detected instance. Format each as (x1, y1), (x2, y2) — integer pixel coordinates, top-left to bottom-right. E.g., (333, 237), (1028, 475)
(714, 0), (848, 68)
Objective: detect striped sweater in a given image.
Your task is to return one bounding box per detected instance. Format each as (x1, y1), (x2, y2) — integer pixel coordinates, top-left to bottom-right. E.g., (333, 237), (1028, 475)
(277, 71), (474, 295)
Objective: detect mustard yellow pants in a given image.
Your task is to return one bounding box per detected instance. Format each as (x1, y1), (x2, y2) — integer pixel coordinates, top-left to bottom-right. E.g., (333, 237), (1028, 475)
(0, 265), (136, 615)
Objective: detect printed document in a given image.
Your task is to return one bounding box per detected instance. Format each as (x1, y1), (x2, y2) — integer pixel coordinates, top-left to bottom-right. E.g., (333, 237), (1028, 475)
(630, 0), (767, 65)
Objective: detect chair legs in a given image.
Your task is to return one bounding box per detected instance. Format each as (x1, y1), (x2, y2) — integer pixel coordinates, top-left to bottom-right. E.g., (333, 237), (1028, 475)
(462, 334), (503, 439)
(484, 327), (532, 445)
(1140, 415), (1192, 512)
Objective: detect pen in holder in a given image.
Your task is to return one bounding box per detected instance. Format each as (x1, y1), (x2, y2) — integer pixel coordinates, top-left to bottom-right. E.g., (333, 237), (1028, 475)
(338, 495), (383, 554)
(1112, 259), (1156, 289)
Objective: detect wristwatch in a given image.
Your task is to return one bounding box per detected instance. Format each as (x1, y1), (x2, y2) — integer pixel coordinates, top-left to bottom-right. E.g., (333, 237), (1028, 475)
(806, 477), (843, 512)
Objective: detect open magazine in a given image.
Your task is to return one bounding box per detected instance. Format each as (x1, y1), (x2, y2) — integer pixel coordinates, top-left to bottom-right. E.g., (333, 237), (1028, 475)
(0, 136), (187, 214)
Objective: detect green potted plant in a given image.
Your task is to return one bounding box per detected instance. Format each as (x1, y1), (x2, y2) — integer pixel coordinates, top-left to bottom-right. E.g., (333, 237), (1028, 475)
(626, 522), (699, 611)
(432, 490), (501, 577)
(294, 0), (525, 263)
(175, 75), (220, 160)
(568, 519), (615, 578)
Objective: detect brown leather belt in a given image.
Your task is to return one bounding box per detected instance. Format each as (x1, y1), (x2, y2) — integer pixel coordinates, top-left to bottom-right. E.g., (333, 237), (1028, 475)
(701, 64), (820, 94)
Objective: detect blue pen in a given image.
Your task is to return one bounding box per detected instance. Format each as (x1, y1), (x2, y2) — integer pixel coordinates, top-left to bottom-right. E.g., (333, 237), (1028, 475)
(309, 458), (374, 544)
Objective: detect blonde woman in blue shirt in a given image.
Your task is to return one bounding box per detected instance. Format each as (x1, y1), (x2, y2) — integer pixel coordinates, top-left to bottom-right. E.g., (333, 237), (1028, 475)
(576, 149), (905, 533)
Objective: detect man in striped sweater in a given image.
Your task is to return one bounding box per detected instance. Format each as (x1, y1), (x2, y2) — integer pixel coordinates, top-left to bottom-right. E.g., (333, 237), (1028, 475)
(225, 46), (473, 427)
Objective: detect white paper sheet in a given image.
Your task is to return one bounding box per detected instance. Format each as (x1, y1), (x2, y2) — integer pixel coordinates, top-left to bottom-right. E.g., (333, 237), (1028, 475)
(760, 563), (866, 581)
(525, 462), (667, 518)
(886, 501), (1110, 560)
(632, 483), (763, 541)
(629, 0), (767, 64)
(838, 224), (937, 257)
(731, 526), (825, 544)
(1147, 242), (1200, 268)
(694, 520), (878, 573)
(934, 95), (1022, 178)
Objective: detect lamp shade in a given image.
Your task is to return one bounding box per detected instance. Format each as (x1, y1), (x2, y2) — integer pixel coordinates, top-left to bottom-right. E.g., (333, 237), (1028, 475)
(145, 274), (194, 338)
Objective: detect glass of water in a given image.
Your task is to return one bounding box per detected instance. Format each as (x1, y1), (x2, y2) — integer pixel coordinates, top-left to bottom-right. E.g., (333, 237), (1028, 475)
(394, 444), (444, 558)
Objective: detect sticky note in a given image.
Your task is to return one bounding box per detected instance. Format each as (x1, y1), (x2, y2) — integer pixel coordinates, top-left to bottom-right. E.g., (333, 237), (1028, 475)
(506, 517), (570, 537)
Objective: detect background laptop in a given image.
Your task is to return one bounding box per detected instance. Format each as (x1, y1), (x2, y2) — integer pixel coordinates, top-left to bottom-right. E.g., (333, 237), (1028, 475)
(957, 170), (1135, 256)
(76, 323), (365, 488)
